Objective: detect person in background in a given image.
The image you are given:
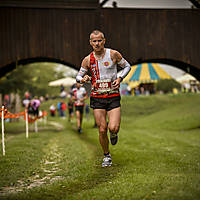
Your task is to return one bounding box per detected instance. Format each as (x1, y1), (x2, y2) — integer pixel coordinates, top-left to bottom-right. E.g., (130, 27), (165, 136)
(60, 89), (67, 99)
(57, 101), (62, 116)
(31, 97), (40, 116)
(60, 84), (65, 93)
(72, 82), (88, 133)
(50, 104), (56, 117)
(3, 94), (10, 108)
(67, 97), (74, 122)
(27, 102), (34, 116)
(22, 96), (30, 108)
(22, 91), (31, 108)
(60, 101), (67, 118)
(134, 86), (140, 96)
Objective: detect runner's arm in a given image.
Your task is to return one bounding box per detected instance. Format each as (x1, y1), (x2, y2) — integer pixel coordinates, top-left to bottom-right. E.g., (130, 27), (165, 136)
(111, 50), (131, 88)
(71, 94), (77, 101)
(76, 56), (90, 83)
(115, 51), (131, 81)
(81, 92), (88, 101)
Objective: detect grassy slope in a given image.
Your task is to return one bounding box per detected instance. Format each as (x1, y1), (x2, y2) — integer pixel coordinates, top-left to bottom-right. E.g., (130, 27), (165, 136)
(0, 94), (200, 200)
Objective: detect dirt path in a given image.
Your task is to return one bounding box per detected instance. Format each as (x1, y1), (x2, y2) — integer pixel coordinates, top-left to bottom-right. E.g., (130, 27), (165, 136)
(0, 122), (65, 196)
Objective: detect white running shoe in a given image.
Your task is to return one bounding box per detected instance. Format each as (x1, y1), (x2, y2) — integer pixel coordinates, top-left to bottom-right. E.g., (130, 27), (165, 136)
(102, 155), (112, 167)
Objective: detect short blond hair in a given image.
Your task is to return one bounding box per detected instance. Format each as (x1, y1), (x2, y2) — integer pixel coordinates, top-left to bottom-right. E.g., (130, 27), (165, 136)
(90, 30), (105, 40)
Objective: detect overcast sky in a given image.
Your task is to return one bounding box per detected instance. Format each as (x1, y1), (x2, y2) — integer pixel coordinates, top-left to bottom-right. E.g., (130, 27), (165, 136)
(100, 0), (193, 8)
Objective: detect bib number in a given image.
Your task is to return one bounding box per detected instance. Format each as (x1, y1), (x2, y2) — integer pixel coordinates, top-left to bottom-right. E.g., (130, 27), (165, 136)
(95, 79), (112, 93)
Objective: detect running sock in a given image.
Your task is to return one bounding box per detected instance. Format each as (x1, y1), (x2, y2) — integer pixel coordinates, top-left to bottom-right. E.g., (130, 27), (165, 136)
(104, 152), (111, 157)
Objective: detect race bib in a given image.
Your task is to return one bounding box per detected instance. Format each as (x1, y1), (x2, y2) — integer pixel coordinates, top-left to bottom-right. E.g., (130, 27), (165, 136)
(95, 79), (112, 93)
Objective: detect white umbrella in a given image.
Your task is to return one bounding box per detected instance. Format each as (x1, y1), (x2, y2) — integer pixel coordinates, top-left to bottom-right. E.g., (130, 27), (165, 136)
(48, 77), (76, 87)
(176, 74), (198, 84)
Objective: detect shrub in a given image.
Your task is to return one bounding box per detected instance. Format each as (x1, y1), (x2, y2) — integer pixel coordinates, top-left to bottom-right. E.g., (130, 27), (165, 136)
(155, 79), (181, 93)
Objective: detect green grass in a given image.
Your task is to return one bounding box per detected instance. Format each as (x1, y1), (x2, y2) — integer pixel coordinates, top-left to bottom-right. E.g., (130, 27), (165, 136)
(0, 93), (200, 200)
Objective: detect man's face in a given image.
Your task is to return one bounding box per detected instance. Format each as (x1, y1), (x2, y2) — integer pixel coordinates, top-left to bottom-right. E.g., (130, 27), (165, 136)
(76, 83), (81, 89)
(90, 33), (105, 52)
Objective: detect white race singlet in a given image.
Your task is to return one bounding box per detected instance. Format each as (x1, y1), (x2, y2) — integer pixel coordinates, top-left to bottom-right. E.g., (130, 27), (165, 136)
(89, 48), (120, 98)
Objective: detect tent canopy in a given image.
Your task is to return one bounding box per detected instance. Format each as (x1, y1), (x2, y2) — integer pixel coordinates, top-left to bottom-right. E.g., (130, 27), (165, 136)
(48, 77), (76, 87)
(176, 74), (198, 84)
(123, 63), (171, 86)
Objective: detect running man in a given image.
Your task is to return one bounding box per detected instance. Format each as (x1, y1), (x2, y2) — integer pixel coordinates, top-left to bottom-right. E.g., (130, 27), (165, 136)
(76, 30), (131, 167)
(72, 82), (88, 133)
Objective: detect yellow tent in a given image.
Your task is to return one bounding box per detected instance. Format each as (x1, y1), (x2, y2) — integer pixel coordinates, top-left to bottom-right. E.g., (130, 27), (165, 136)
(123, 63), (172, 88)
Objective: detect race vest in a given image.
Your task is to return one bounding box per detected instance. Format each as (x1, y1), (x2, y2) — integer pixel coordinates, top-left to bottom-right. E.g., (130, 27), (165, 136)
(89, 48), (120, 98)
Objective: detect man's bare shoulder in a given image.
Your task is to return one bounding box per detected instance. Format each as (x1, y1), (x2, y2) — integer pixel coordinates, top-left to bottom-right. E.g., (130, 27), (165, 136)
(110, 49), (122, 63)
(81, 54), (90, 68)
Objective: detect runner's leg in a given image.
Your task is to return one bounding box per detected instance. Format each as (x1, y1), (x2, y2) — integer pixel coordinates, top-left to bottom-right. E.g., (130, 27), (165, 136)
(108, 107), (121, 143)
(76, 110), (81, 129)
(93, 109), (109, 154)
(80, 112), (83, 128)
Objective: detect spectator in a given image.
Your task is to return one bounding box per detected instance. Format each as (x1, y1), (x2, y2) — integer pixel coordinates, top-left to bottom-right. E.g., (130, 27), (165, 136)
(60, 84), (65, 92)
(31, 97), (40, 116)
(60, 101), (67, 118)
(57, 102), (62, 116)
(60, 90), (67, 99)
(50, 104), (56, 117)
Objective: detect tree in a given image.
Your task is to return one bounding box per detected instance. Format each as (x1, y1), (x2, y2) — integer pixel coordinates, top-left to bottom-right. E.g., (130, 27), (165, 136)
(0, 62), (66, 98)
(155, 79), (181, 93)
(0, 64), (32, 96)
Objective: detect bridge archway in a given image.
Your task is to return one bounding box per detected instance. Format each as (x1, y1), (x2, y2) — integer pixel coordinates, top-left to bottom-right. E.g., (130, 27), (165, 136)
(1, 57), (200, 82)
(0, 57), (77, 78)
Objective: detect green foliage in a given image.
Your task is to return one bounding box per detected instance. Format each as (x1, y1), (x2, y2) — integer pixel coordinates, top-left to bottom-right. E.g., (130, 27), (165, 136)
(0, 65), (32, 96)
(155, 79), (181, 93)
(0, 94), (200, 199)
(0, 63), (65, 98)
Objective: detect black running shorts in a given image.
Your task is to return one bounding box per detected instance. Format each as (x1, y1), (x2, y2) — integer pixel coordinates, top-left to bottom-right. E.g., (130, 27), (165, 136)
(68, 108), (73, 114)
(90, 96), (121, 111)
(75, 105), (84, 114)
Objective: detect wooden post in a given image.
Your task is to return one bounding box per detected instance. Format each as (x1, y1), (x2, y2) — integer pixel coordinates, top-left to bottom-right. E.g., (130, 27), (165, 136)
(34, 120), (38, 133)
(0, 94), (2, 107)
(25, 109), (29, 138)
(1, 106), (5, 156)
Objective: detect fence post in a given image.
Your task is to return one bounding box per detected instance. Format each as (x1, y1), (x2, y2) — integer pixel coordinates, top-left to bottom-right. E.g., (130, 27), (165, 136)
(34, 120), (38, 133)
(1, 106), (5, 156)
(25, 109), (29, 138)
